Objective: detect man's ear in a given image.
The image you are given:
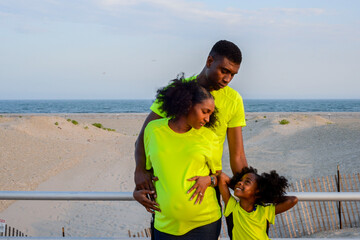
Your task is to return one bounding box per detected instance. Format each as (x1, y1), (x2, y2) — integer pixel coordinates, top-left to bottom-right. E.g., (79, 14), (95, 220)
(206, 55), (214, 68)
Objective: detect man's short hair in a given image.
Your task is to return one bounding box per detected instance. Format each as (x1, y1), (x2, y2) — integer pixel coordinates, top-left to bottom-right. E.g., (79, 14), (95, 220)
(209, 40), (242, 64)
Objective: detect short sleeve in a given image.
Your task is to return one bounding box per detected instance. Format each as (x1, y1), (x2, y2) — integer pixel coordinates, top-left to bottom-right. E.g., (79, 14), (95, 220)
(144, 125), (153, 170)
(206, 133), (222, 173)
(266, 204), (276, 225)
(149, 99), (166, 118)
(224, 195), (237, 217)
(227, 93), (246, 128)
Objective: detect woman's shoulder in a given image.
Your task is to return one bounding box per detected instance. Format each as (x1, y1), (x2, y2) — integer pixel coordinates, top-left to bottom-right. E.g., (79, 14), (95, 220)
(197, 127), (218, 140)
(145, 118), (168, 131)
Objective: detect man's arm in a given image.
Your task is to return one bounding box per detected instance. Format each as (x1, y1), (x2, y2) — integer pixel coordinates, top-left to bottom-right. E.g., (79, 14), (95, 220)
(134, 111), (161, 192)
(227, 126), (248, 174)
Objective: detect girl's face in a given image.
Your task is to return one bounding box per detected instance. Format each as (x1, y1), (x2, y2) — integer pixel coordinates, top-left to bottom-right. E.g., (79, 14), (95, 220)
(186, 98), (215, 129)
(234, 173), (259, 199)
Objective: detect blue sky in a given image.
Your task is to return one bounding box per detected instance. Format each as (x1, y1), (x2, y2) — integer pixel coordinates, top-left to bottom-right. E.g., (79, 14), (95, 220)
(0, 0), (359, 99)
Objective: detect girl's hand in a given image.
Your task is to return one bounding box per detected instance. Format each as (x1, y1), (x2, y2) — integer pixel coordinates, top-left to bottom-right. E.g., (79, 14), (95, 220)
(275, 196), (298, 214)
(187, 176), (211, 204)
(218, 172), (230, 185)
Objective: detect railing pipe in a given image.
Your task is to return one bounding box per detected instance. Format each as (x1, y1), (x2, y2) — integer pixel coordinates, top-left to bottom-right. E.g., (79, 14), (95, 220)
(0, 237), (359, 240)
(0, 191), (134, 201)
(0, 191), (360, 201)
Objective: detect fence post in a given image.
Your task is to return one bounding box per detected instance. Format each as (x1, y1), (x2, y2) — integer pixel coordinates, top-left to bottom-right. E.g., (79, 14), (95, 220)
(337, 165), (342, 229)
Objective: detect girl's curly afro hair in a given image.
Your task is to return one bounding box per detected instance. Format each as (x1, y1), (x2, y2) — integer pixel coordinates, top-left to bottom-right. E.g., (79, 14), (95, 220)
(229, 166), (289, 206)
(156, 73), (218, 128)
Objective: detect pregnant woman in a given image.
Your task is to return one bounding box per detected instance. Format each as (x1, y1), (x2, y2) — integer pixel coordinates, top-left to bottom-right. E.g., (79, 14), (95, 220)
(134, 77), (222, 240)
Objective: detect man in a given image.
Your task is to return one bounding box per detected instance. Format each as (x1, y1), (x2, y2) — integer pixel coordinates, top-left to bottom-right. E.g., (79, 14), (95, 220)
(134, 40), (248, 212)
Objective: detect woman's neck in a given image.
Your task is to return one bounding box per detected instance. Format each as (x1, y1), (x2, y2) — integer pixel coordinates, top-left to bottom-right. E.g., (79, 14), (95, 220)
(239, 198), (256, 213)
(168, 117), (192, 133)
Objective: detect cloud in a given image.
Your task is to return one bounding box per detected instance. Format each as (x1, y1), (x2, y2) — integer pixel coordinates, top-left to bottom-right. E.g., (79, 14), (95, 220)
(272, 8), (326, 16)
(94, 0), (329, 30)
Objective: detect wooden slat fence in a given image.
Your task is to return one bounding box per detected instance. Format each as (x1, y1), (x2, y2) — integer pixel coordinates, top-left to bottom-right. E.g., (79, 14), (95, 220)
(129, 172), (360, 238)
(0, 224), (27, 237)
(268, 172), (360, 238)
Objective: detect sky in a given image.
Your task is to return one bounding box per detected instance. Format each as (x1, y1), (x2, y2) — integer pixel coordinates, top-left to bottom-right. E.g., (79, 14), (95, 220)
(0, 0), (359, 100)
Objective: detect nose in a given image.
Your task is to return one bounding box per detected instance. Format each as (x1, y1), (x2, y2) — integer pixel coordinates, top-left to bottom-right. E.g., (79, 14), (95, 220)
(223, 74), (232, 84)
(204, 114), (210, 123)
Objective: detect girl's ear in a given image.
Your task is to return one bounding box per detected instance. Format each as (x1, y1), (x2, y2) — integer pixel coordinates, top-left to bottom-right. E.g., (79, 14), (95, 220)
(254, 189), (260, 199)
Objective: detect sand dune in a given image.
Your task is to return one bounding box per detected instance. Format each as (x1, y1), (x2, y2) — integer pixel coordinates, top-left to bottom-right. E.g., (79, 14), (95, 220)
(0, 113), (359, 237)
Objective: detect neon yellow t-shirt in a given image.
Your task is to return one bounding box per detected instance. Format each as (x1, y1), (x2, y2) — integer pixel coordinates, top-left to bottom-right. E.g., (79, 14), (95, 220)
(150, 75), (246, 162)
(224, 196), (275, 240)
(144, 118), (222, 235)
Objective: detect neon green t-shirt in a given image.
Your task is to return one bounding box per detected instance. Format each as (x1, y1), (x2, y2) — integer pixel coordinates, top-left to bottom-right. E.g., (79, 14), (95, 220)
(144, 118), (222, 235)
(150, 75), (246, 162)
(224, 196), (275, 240)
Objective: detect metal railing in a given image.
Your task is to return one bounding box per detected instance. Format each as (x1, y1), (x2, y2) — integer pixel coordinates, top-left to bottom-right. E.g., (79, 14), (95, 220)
(1, 191), (360, 201)
(0, 236), (358, 240)
(1, 191), (359, 240)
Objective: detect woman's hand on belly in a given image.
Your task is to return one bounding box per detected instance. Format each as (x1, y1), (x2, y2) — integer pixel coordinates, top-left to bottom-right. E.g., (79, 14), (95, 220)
(187, 175), (211, 204)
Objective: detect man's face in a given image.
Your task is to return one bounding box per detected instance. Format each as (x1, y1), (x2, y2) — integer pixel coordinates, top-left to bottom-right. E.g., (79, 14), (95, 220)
(205, 55), (240, 91)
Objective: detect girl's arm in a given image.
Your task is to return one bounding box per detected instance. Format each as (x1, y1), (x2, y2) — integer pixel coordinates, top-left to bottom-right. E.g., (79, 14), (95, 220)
(275, 196), (298, 215)
(217, 172), (231, 206)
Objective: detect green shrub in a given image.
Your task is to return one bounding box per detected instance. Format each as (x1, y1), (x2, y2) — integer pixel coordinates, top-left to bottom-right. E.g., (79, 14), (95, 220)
(279, 119), (290, 125)
(67, 119), (71, 122)
(92, 123), (103, 128)
(263, 116), (267, 118)
(92, 123), (115, 131)
(84, 126), (89, 130)
(71, 120), (78, 125)
(55, 122), (59, 125)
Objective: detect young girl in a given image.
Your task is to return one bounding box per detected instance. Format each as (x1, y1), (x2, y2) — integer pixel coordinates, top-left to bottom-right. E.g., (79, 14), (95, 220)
(218, 167), (298, 240)
(134, 77), (222, 239)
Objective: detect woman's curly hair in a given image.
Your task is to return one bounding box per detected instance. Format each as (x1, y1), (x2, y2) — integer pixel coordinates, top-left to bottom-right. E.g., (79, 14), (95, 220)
(156, 73), (218, 128)
(229, 166), (289, 206)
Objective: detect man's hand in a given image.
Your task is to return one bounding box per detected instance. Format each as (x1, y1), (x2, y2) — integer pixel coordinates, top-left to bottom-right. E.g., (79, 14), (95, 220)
(133, 189), (161, 214)
(134, 167), (158, 199)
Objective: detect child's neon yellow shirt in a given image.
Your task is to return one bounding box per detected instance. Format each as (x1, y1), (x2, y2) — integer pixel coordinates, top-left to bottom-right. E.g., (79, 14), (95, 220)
(150, 75), (246, 163)
(144, 118), (222, 235)
(224, 196), (275, 240)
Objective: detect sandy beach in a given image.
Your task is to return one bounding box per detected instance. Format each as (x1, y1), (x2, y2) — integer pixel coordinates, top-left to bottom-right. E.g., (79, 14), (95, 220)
(0, 112), (359, 237)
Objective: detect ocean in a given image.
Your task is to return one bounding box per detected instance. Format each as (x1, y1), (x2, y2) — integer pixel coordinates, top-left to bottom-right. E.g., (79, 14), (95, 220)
(0, 99), (359, 113)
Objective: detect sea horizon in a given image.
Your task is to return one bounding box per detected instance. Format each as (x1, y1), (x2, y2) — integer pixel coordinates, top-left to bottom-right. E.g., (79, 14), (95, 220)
(0, 99), (360, 113)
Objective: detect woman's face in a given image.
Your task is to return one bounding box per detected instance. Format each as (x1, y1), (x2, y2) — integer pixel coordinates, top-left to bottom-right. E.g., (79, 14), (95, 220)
(186, 98), (215, 129)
